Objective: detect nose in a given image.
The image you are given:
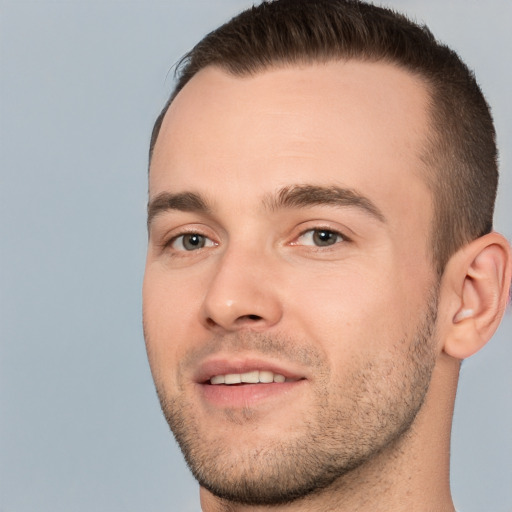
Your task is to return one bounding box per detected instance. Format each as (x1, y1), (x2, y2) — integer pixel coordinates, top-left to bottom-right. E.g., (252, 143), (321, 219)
(200, 246), (283, 332)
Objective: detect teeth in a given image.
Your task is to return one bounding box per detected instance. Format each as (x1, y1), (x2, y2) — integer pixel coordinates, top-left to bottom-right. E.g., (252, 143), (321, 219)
(259, 370), (274, 383)
(224, 373), (241, 384)
(209, 370), (289, 385)
(241, 370), (259, 383)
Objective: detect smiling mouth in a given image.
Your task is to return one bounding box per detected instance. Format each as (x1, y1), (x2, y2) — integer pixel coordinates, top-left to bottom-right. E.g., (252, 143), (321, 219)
(208, 370), (303, 385)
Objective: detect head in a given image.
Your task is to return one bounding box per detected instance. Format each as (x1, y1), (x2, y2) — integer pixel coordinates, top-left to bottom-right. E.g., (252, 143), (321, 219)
(143, 0), (511, 508)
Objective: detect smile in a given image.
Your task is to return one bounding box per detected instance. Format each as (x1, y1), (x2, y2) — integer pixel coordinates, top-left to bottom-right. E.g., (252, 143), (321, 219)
(195, 359), (308, 408)
(209, 370), (300, 385)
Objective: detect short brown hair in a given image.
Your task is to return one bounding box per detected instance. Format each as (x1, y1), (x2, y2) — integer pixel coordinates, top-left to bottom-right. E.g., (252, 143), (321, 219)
(150, 0), (497, 276)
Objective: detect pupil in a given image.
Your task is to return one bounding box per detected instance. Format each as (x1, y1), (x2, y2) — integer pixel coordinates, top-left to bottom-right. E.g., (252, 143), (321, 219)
(313, 230), (336, 246)
(184, 234), (205, 250)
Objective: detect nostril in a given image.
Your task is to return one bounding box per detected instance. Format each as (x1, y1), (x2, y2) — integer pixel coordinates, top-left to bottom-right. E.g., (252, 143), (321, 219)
(204, 314), (262, 329)
(205, 318), (217, 328)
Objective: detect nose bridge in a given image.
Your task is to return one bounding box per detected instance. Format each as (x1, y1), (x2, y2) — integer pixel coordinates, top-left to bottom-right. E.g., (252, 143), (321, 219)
(200, 239), (282, 331)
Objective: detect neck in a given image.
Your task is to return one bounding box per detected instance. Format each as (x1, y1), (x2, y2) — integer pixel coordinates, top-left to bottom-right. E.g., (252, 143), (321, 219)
(200, 355), (459, 512)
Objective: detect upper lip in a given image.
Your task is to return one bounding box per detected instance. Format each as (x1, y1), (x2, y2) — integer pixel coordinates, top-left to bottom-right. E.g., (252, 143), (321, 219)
(194, 355), (307, 384)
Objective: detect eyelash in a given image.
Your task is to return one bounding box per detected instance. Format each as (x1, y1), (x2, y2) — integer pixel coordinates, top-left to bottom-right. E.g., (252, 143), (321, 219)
(293, 227), (349, 248)
(162, 226), (349, 254)
(163, 231), (217, 252)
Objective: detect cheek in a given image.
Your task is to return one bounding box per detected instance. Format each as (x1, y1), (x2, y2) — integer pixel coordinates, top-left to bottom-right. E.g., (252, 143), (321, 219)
(142, 265), (205, 378)
(283, 261), (425, 362)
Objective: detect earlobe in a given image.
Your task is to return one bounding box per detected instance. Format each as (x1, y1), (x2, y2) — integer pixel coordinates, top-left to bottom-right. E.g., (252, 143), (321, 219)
(441, 233), (511, 360)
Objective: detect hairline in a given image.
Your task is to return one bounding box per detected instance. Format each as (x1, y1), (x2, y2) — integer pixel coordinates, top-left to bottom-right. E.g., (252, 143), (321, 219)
(150, 56), (432, 163)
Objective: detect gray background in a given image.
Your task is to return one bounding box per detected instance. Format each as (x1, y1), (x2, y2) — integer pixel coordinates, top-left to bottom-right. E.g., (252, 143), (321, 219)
(1, 1), (510, 511)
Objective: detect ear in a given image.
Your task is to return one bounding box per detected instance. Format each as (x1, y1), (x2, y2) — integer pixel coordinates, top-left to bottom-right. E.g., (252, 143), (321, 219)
(439, 232), (511, 360)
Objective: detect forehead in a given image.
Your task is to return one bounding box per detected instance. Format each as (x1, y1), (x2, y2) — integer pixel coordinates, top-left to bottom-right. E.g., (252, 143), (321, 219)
(150, 61), (432, 226)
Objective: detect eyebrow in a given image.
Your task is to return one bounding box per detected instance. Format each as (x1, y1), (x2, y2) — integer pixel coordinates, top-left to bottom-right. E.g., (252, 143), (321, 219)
(147, 184), (386, 228)
(264, 184), (386, 222)
(147, 191), (211, 228)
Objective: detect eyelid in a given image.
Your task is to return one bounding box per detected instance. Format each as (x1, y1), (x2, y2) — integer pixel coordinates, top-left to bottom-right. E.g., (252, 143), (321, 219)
(158, 225), (219, 252)
(290, 225), (352, 247)
(172, 233), (216, 251)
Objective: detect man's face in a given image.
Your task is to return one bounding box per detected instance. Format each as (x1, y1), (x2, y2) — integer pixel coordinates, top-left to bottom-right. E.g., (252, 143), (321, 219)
(143, 61), (439, 505)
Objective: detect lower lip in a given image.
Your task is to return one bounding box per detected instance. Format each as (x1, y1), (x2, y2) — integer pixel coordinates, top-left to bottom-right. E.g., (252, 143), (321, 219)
(199, 381), (305, 408)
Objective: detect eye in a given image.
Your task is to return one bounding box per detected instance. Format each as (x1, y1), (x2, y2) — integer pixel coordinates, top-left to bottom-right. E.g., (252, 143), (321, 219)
(170, 233), (215, 251)
(296, 228), (345, 247)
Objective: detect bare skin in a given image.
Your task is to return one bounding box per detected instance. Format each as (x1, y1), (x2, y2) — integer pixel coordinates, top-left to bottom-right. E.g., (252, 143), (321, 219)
(143, 62), (511, 511)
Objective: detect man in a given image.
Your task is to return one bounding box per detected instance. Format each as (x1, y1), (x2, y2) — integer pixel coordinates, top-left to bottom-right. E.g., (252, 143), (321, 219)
(142, 1), (511, 510)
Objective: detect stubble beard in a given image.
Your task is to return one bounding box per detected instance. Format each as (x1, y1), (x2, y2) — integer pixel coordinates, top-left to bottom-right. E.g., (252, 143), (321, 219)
(150, 295), (438, 506)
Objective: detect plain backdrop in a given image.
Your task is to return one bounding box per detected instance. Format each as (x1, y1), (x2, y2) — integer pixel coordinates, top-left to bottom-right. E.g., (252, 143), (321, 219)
(1, 1), (511, 511)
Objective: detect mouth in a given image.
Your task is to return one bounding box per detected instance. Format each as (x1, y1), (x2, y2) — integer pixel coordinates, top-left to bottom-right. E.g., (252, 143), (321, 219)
(208, 370), (301, 385)
(195, 359), (307, 408)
